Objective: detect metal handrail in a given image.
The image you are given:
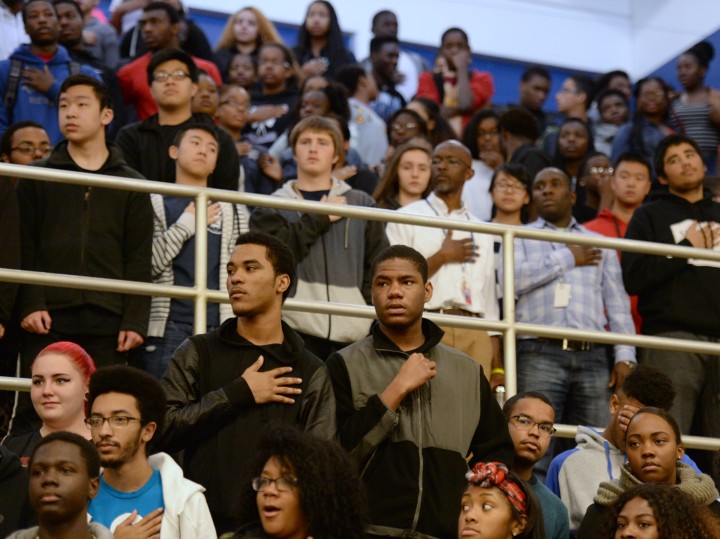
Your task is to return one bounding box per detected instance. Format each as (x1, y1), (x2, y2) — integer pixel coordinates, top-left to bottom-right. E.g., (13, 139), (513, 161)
(2, 162), (719, 450)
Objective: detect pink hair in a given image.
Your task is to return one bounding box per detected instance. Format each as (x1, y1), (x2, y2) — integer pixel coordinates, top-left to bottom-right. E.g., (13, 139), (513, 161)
(33, 341), (96, 383)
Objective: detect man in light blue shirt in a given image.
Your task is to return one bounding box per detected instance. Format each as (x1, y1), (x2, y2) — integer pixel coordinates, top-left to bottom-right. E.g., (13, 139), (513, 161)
(502, 167), (636, 470)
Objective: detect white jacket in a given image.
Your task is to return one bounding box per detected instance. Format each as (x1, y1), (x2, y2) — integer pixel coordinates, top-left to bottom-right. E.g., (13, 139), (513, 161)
(149, 452), (217, 539)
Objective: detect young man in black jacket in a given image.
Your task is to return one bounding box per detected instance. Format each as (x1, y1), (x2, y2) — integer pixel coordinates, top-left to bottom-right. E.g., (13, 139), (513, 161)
(114, 48), (239, 191)
(326, 245), (513, 539)
(15, 74), (152, 432)
(159, 231), (334, 535)
(622, 133), (720, 441)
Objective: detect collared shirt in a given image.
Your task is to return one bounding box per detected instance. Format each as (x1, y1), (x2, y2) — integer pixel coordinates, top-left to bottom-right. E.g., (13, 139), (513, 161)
(502, 217), (635, 362)
(348, 97), (387, 168)
(386, 193), (499, 324)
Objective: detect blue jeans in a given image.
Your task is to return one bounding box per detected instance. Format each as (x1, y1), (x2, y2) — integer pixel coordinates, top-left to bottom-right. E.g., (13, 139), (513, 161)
(140, 321), (194, 379)
(517, 339), (612, 476)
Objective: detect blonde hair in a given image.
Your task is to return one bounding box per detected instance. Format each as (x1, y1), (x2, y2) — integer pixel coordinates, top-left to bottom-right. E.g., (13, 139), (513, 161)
(215, 6), (282, 52)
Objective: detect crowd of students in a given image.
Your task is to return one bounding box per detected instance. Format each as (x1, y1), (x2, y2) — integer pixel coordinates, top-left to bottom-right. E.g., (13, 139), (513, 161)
(0, 0), (720, 538)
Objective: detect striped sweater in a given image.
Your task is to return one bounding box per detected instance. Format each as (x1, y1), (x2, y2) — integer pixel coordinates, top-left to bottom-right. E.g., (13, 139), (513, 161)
(148, 193), (249, 337)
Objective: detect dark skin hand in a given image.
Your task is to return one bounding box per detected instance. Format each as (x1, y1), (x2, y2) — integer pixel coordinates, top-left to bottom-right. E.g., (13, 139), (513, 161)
(22, 66), (54, 93)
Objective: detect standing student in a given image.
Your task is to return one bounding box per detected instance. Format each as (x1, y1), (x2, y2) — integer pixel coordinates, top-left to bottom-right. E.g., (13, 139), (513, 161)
(326, 245), (513, 539)
(250, 116), (388, 359)
(159, 232), (335, 534)
(142, 125), (248, 379)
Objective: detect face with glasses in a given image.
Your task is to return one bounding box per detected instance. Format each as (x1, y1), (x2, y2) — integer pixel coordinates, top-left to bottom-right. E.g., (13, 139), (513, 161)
(2, 126), (52, 165)
(88, 392), (155, 469)
(491, 171), (529, 215)
(507, 397), (556, 466)
(216, 86), (250, 130)
(255, 456), (308, 539)
(150, 60), (197, 109)
(636, 79), (668, 117)
(580, 154), (613, 197)
(389, 112), (423, 147)
(258, 45), (293, 91)
(30, 353), (88, 428)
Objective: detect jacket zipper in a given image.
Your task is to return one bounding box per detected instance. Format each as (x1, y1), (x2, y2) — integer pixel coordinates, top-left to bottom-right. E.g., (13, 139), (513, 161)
(80, 187), (92, 268)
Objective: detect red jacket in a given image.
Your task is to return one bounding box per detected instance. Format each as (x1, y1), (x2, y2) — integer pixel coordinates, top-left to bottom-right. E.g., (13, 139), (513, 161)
(118, 52), (222, 121)
(584, 209), (642, 333)
(416, 69), (493, 131)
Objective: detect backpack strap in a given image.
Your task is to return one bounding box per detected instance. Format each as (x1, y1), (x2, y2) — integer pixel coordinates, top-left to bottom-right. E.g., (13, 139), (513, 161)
(4, 58), (23, 122)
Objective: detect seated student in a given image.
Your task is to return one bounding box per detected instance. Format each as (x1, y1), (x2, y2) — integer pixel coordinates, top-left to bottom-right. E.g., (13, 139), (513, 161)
(460, 462), (544, 539)
(576, 407), (719, 539)
(593, 90), (629, 156)
(603, 483), (720, 539)
(142, 125), (248, 379)
(0, 445), (34, 537)
(502, 392), (570, 539)
(115, 48), (240, 191)
(416, 27), (494, 136)
(3, 342), (95, 465)
(87, 365), (215, 537)
(215, 85), (283, 196)
(243, 43), (300, 151)
(7, 431), (112, 539)
(546, 364), (700, 534)
(229, 424), (366, 539)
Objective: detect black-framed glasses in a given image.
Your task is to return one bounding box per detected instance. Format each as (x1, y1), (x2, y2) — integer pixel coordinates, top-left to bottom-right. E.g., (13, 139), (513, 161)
(12, 144), (52, 156)
(252, 476), (299, 492)
(85, 416), (143, 430)
(510, 414), (556, 436)
(153, 70), (190, 83)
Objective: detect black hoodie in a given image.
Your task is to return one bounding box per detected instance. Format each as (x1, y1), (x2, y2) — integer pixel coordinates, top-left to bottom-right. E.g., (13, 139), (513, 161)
(622, 189), (720, 336)
(159, 318), (335, 528)
(16, 141), (152, 336)
(0, 445), (34, 537)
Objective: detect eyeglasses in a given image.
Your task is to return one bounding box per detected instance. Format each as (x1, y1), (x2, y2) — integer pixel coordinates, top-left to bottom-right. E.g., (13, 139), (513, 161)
(12, 144), (52, 156)
(219, 99), (248, 111)
(390, 121), (417, 132)
(252, 476), (299, 492)
(493, 181), (526, 193)
(259, 59), (290, 68)
(589, 166), (614, 176)
(85, 416), (143, 430)
(431, 156), (469, 168)
(510, 414), (556, 436)
(153, 69), (190, 83)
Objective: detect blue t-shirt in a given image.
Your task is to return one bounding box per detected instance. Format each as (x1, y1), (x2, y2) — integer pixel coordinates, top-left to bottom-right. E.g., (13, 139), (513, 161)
(89, 469), (164, 532)
(163, 196), (221, 327)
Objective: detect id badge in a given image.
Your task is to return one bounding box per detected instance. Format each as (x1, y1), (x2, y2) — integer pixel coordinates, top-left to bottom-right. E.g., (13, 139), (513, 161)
(554, 283), (571, 308)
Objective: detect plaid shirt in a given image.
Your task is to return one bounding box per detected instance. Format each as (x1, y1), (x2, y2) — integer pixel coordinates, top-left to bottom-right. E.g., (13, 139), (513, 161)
(501, 217), (635, 362)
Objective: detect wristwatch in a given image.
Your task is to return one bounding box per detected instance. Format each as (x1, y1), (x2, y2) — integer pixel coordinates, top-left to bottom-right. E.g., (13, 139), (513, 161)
(618, 360), (636, 370)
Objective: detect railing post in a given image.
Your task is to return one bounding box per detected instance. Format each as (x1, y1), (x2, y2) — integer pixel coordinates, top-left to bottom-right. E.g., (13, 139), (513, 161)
(502, 229), (517, 397)
(193, 191), (208, 335)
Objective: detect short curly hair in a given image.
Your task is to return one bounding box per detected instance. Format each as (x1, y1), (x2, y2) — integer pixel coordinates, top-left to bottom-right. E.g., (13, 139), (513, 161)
(619, 364), (675, 411)
(236, 424), (367, 539)
(604, 484), (720, 539)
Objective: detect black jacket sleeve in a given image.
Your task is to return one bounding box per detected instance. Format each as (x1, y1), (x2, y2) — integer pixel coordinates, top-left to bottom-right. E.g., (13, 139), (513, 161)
(468, 372), (514, 467)
(209, 127), (240, 191)
(0, 178), (19, 325)
(120, 190), (153, 336)
(249, 207), (332, 263)
(16, 178), (46, 317)
(576, 502), (611, 539)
